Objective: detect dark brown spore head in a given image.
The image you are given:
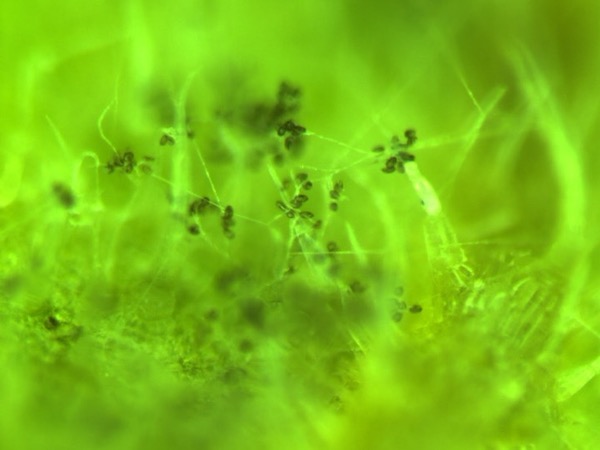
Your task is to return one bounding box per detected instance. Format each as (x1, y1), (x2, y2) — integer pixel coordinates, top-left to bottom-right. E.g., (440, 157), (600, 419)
(295, 172), (308, 182)
(409, 304), (423, 314)
(223, 205), (234, 219)
(52, 183), (76, 209)
(405, 128), (417, 146)
(398, 151), (415, 162)
(44, 315), (61, 330)
(159, 134), (176, 146)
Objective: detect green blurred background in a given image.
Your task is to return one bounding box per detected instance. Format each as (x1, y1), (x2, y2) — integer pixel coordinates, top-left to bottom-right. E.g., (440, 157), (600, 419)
(1, 1), (600, 449)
